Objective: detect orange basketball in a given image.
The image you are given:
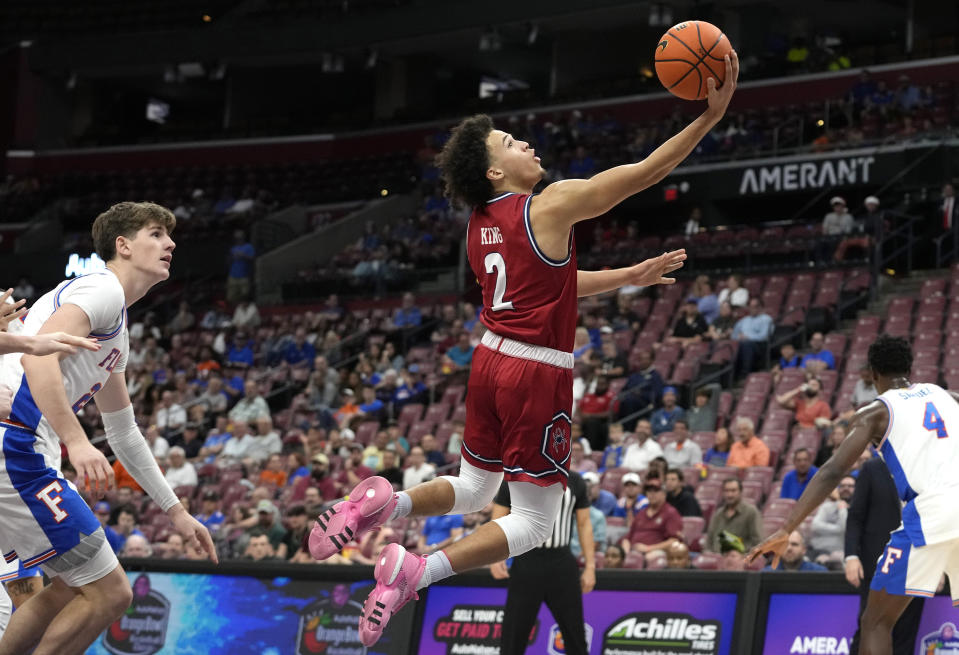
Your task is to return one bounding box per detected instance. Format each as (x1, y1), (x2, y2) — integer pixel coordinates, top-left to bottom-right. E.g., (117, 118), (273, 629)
(655, 20), (732, 101)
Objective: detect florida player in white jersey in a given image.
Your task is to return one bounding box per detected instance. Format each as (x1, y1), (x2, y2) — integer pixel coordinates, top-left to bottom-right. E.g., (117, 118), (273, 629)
(750, 335), (959, 655)
(0, 202), (217, 655)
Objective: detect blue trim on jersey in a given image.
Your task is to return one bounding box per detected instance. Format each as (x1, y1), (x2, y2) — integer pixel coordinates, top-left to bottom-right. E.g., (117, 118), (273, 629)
(1, 426), (101, 561)
(10, 375), (42, 433)
(90, 306), (126, 340)
(486, 192), (517, 204)
(880, 438), (925, 545)
(523, 193), (571, 267)
(53, 275), (85, 310)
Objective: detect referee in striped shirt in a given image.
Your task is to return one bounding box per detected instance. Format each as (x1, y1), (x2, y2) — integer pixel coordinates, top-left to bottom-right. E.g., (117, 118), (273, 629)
(490, 470), (595, 655)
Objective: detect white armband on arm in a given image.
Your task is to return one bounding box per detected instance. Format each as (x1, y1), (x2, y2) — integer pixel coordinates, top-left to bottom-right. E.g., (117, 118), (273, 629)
(102, 405), (179, 511)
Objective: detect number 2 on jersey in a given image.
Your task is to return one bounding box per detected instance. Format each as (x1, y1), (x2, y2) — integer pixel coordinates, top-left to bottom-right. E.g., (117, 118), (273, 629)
(484, 252), (514, 311)
(922, 402), (949, 439)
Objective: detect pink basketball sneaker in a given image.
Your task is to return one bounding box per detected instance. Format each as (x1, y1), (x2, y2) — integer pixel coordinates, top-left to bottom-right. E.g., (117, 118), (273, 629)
(308, 476), (397, 560)
(359, 543), (427, 647)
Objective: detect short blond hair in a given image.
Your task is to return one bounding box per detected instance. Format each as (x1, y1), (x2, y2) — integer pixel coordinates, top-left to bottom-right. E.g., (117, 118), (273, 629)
(92, 201), (176, 261)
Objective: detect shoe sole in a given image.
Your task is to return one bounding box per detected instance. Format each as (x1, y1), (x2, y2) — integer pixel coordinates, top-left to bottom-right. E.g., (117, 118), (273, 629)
(308, 477), (395, 560)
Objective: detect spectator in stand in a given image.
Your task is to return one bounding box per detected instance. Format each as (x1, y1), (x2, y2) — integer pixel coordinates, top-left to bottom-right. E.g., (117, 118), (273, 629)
(356, 385), (386, 423)
(240, 416), (282, 466)
(727, 417), (770, 469)
(686, 384), (720, 432)
(717, 274), (748, 309)
(154, 390), (187, 438)
(801, 332), (836, 373)
(363, 430), (390, 471)
(420, 433), (446, 469)
(665, 542), (693, 570)
(259, 453), (289, 487)
(12, 276), (35, 304)
(418, 513), (464, 554)
(622, 419), (664, 471)
(823, 196), (854, 236)
(706, 301), (737, 341)
(763, 531), (827, 571)
(93, 501), (111, 531)
(780, 448), (818, 499)
(684, 208), (702, 237)
(665, 468), (702, 517)
(194, 491), (226, 534)
(105, 504), (146, 554)
(169, 301), (195, 334)
(566, 145), (596, 179)
(197, 374), (229, 419)
(703, 427), (732, 466)
(600, 422), (627, 471)
(229, 379), (271, 424)
(612, 472), (648, 522)
(809, 475), (855, 568)
(705, 479), (762, 553)
(580, 374), (617, 451)
(307, 355), (340, 410)
(651, 387), (685, 436)
(598, 339), (627, 378)
(662, 419), (702, 469)
(815, 423), (846, 467)
(379, 449), (403, 487)
(250, 500), (287, 552)
(392, 292), (422, 329)
(771, 342), (801, 385)
(285, 327), (316, 370)
(578, 472), (614, 518)
(232, 300), (261, 330)
(442, 331), (474, 373)
(226, 333), (255, 368)
(571, 491), (608, 557)
(667, 299), (708, 346)
(572, 327), (594, 362)
(164, 447), (198, 488)
(336, 442), (375, 495)
(696, 280), (720, 325)
(731, 298), (774, 375)
(288, 451), (311, 486)
(245, 531), (280, 562)
(403, 446), (436, 489)
(617, 349), (663, 431)
(278, 505), (311, 560)
(121, 535), (153, 558)
(227, 229), (256, 304)
(161, 533), (185, 560)
(719, 537), (747, 571)
(604, 544), (625, 569)
(775, 377), (832, 429)
(112, 459), (143, 492)
(172, 423), (204, 460)
(570, 440), (597, 474)
(851, 364), (878, 408)
(333, 388), (361, 427)
(620, 478), (682, 559)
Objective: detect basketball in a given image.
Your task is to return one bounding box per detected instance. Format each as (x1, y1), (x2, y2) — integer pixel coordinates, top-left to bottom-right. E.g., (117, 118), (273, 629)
(655, 20), (732, 101)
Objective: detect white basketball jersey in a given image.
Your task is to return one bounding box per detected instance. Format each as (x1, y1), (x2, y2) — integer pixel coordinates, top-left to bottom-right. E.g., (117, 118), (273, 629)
(0, 271), (128, 463)
(876, 383), (959, 546)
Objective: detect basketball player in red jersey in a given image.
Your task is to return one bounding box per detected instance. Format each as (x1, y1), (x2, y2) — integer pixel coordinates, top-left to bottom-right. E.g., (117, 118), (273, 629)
(309, 52), (739, 646)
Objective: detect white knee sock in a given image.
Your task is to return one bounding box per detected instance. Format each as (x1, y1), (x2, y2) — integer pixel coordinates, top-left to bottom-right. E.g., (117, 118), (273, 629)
(416, 550), (453, 590)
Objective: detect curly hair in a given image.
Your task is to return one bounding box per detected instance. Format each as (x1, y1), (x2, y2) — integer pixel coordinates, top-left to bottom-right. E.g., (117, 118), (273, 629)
(868, 334), (913, 377)
(436, 114), (495, 208)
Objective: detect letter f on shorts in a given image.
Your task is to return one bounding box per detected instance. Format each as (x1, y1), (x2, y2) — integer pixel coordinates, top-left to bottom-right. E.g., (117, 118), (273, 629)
(881, 547), (903, 574)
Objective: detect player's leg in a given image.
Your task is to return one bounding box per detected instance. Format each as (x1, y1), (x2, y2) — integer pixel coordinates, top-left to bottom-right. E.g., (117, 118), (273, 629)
(890, 596), (923, 655)
(500, 554), (548, 655)
(859, 589), (913, 655)
(542, 551), (589, 655)
(30, 565), (132, 655)
(0, 576), (74, 655)
(310, 347), (505, 559)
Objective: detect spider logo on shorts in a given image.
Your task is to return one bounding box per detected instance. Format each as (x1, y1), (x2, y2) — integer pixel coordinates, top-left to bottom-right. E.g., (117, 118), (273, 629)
(550, 426), (568, 454)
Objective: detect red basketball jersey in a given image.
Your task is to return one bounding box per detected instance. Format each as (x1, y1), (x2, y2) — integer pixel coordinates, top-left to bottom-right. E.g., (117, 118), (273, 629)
(466, 192), (578, 352)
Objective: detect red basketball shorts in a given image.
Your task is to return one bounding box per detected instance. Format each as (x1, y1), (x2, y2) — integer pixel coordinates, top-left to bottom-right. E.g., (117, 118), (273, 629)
(462, 340), (574, 489)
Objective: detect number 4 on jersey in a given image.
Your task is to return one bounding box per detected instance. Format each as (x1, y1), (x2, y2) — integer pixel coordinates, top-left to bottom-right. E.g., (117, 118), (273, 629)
(922, 402), (949, 439)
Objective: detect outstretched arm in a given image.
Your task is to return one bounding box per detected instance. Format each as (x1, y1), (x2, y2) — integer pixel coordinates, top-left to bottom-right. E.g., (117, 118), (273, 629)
(748, 401), (887, 567)
(531, 53), (738, 231)
(577, 250), (686, 297)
